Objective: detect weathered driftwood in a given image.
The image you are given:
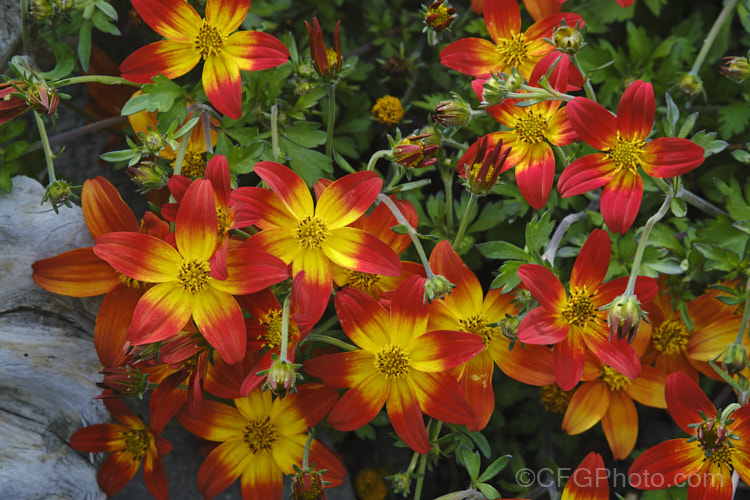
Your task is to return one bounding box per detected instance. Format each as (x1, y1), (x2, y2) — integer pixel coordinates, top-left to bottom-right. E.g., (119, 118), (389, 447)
(0, 176), (107, 499)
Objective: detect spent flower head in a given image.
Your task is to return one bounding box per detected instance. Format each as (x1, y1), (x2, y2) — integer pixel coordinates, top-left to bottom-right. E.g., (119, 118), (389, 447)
(387, 130), (440, 169)
(457, 135), (511, 196)
(604, 293), (647, 343)
(306, 18), (343, 81)
(423, 1), (457, 33)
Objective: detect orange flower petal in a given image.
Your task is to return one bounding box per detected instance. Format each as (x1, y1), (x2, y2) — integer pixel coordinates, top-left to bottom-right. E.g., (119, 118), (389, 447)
(327, 371), (389, 431)
(387, 378), (430, 454)
(428, 240), (484, 318)
(94, 232), (181, 283)
(561, 452), (608, 500)
(570, 229), (610, 290)
(562, 380), (610, 434)
(132, 0), (201, 42)
(203, 53), (242, 119)
(95, 284), (142, 368)
(409, 330), (484, 372)
(440, 38), (500, 76)
(665, 371), (716, 434)
(224, 31), (291, 71)
(409, 370), (474, 427)
(97, 451), (141, 496)
(32, 247), (120, 296)
(626, 365), (667, 408)
(304, 350), (376, 389)
(211, 247), (289, 296)
(628, 439), (704, 489)
(244, 227), (300, 264)
(254, 161), (314, 220)
(316, 171), (382, 228)
(205, 0), (251, 34)
(494, 341), (556, 386)
(231, 186), (299, 229)
(334, 287), (391, 351)
(70, 423), (123, 453)
(82, 177), (139, 238)
(193, 287), (245, 364)
(120, 41), (200, 84)
(601, 391), (638, 460)
(485, 0), (521, 42)
(321, 227), (402, 276)
(177, 399), (247, 442)
(457, 351), (495, 431)
(127, 282), (192, 345)
(197, 439), (252, 499)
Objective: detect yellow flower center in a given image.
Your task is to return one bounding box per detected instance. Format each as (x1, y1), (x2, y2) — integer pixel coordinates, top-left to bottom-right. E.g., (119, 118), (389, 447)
(325, 47), (339, 71)
(515, 109), (548, 144)
(347, 271), (381, 293)
(540, 384), (574, 413)
(374, 344), (410, 379)
(561, 287), (597, 328)
(216, 205), (229, 235)
(601, 365), (631, 391)
(244, 416), (279, 454)
(178, 257), (211, 294)
(258, 309), (299, 348)
(395, 138), (425, 167)
(607, 134), (646, 174)
(296, 215), (330, 248)
(698, 422), (735, 467)
(371, 95), (405, 125)
(458, 314), (496, 348)
(354, 468), (389, 500)
(123, 429), (150, 460)
(194, 19), (224, 59)
(496, 32), (529, 69)
(426, 4), (451, 28)
(177, 150), (206, 178)
(118, 273), (147, 289)
(652, 318), (690, 354)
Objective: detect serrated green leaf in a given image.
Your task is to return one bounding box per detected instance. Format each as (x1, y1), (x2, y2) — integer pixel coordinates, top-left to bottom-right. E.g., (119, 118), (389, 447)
(121, 75), (186, 116)
(278, 137), (332, 186)
(477, 455), (512, 483)
(718, 105), (750, 139)
(525, 211), (554, 254)
(282, 121), (327, 148)
(477, 241), (530, 261)
(690, 130), (728, 156)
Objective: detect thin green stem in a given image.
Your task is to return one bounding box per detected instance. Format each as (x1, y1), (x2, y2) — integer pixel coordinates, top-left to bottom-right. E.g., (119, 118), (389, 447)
(383, 178), (432, 194)
(734, 277), (750, 344)
(202, 112), (214, 155)
(452, 192), (477, 250)
(279, 295), (291, 362)
(325, 83), (336, 157)
(366, 149), (390, 171)
(54, 75), (141, 87)
(310, 314), (340, 335)
(302, 427), (314, 470)
(570, 55), (597, 102)
(689, 0), (740, 75)
(542, 210), (590, 263)
(271, 103), (280, 162)
(34, 112), (56, 183)
(624, 193), (673, 296)
(552, 144), (571, 169)
(413, 420), (442, 500)
(21, 0), (30, 56)
(377, 193), (435, 278)
(442, 166), (455, 233)
(302, 333), (358, 352)
(652, 178), (727, 216)
(441, 137), (467, 150)
(171, 119), (195, 178)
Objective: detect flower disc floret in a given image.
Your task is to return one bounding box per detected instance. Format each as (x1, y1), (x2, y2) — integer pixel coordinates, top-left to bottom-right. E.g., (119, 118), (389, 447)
(652, 318), (689, 354)
(296, 215), (330, 248)
(375, 344), (411, 378)
(194, 20), (224, 58)
(177, 257), (211, 294)
(608, 135), (646, 172)
(123, 429), (151, 460)
(458, 314), (496, 347)
(515, 109), (548, 144)
(562, 288), (597, 327)
(601, 366), (631, 391)
(347, 271), (381, 293)
(244, 416), (279, 454)
(496, 32), (529, 69)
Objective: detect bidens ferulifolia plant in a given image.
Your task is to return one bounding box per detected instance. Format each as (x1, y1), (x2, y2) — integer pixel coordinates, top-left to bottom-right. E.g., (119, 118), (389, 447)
(8, 0), (750, 498)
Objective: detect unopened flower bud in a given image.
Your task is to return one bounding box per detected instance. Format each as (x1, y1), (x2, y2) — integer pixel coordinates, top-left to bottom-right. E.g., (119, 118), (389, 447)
(387, 472), (412, 496)
(142, 130), (165, 154)
(390, 133), (439, 169)
(291, 466), (327, 500)
(457, 135), (511, 195)
(306, 18), (342, 81)
(96, 367), (149, 399)
(481, 73), (509, 107)
(721, 56), (750, 82)
(434, 95), (472, 128)
(127, 161), (169, 192)
(552, 24), (585, 55)
(424, 1), (457, 33)
(500, 316), (520, 341)
(42, 179), (79, 212)
(263, 356), (302, 398)
(721, 342), (748, 376)
(605, 294), (644, 343)
(424, 274), (456, 303)
(677, 73), (703, 98)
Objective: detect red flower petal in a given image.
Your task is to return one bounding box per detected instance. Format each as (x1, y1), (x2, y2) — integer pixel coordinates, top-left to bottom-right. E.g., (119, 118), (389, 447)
(409, 370), (474, 427)
(97, 451), (141, 497)
(440, 38), (500, 76)
(628, 439), (704, 489)
(132, 0), (201, 42)
(390, 275), (429, 347)
(518, 263), (566, 311)
(203, 54), (242, 119)
(82, 177), (139, 238)
(557, 154), (617, 197)
(555, 333), (585, 391)
(515, 142), (555, 209)
(192, 287), (246, 364)
(665, 371), (717, 434)
(484, 0), (521, 43)
(408, 330), (484, 372)
(567, 96), (617, 151)
(582, 327), (641, 380)
(517, 306), (569, 344)
(127, 282), (192, 344)
(176, 178), (218, 261)
(561, 452), (608, 500)
(570, 229), (610, 290)
(617, 80), (654, 141)
(32, 247), (120, 297)
(120, 41), (200, 84)
(641, 137), (705, 178)
(94, 232), (181, 283)
(322, 228), (402, 276)
(600, 170), (643, 234)
(211, 247), (289, 296)
(327, 371), (389, 431)
(224, 31), (290, 71)
(304, 350), (376, 389)
(334, 287), (391, 351)
(253, 161), (314, 220)
(387, 379), (430, 454)
(316, 171), (382, 228)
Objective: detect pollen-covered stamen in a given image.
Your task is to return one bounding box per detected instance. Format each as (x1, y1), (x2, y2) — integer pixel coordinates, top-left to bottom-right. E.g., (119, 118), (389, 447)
(123, 429), (150, 461)
(652, 318), (690, 354)
(375, 344), (410, 379)
(177, 150), (206, 178)
(325, 47), (339, 71)
(244, 416), (279, 454)
(458, 314), (496, 348)
(496, 32), (529, 69)
(561, 287), (597, 327)
(194, 19), (224, 59)
(216, 205), (229, 235)
(607, 134), (647, 174)
(698, 421), (735, 466)
(514, 109), (548, 144)
(118, 273), (147, 289)
(601, 365), (631, 391)
(258, 309), (299, 348)
(540, 384), (574, 413)
(296, 215), (330, 248)
(178, 257), (211, 294)
(347, 271), (381, 293)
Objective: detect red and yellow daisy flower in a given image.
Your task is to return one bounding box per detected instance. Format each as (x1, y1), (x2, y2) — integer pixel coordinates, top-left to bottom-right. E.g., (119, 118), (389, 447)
(93, 178), (289, 364)
(177, 383), (346, 499)
(558, 79), (705, 233)
(304, 276), (484, 454)
(629, 371), (750, 498)
(427, 240), (555, 431)
(561, 451), (609, 500)
(120, 0), (289, 119)
(440, 0), (582, 79)
(516, 229), (657, 390)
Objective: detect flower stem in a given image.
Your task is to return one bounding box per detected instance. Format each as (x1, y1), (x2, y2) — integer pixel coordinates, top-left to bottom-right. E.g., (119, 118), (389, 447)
(734, 277), (750, 344)
(366, 149), (390, 171)
(20, 0), (30, 56)
(279, 295), (291, 362)
(383, 178), (432, 195)
(652, 178), (727, 217)
(570, 55), (597, 102)
(542, 210), (590, 263)
(310, 314), (340, 335)
(377, 193), (435, 278)
(202, 112), (214, 155)
(325, 83), (336, 157)
(441, 165), (455, 233)
(452, 192), (477, 250)
(54, 75), (142, 87)
(271, 103), (280, 162)
(689, 0), (740, 75)
(413, 420), (442, 500)
(302, 428), (314, 470)
(34, 112), (56, 183)
(302, 333), (358, 352)
(624, 192), (673, 296)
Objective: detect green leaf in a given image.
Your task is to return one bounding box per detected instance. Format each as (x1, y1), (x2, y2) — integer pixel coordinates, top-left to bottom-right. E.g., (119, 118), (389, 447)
(477, 455), (512, 483)
(734, 220), (750, 236)
(121, 74), (186, 116)
(491, 260), (523, 293)
(740, 0), (750, 34)
(732, 149), (750, 164)
(40, 39), (76, 80)
(626, 21), (652, 65)
(678, 112), (698, 138)
(294, 86), (328, 111)
(95, 0), (118, 20)
(277, 137), (332, 186)
(670, 197), (687, 217)
(91, 10), (121, 36)
(458, 449), (481, 480)
(718, 105), (750, 139)
(476, 483), (501, 500)
(715, 177), (750, 221)
(476, 241), (530, 261)
(644, 0), (667, 15)
(690, 130), (728, 156)
(77, 20), (93, 72)
(0, 169), (12, 192)
(525, 211), (554, 254)
(99, 149), (140, 162)
(334, 151), (355, 173)
(282, 121), (327, 148)
(662, 92), (678, 136)
(353, 424), (375, 440)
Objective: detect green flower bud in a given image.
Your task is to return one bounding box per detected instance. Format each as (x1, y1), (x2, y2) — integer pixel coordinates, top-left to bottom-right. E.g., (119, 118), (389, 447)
(721, 342), (748, 376)
(605, 294), (644, 344)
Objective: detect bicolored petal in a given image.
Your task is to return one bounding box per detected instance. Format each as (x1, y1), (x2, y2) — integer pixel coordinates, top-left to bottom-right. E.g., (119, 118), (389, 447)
(600, 169), (643, 234)
(203, 53), (242, 119)
(176, 398), (247, 442)
(561, 452), (608, 500)
(243, 227), (300, 264)
(211, 247), (289, 295)
(617, 80), (654, 141)
(239, 447), (283, 500)
(120, 41), (200, 84)
(440, 38), (501, 76)
(517, 306), (569, 344)
(97, 451), (141, 497)
(387, 378), (430, 454)
(176, 178), (219, 260)
(196, 439), (253, 499)
(570, 229), (610, 291)
(205, 0), (251, 35)
(32, 247), (120, 296)
(224, 31), (290, 71)
(557, 154), (617, 197)
(231, 186), (298, 229)
(204, 155), (232, 207)
(688, 316), (741, 361)
(291, 247), (334, 320)
(409, 370), (474, 427)
(192, 287), (245, 364)
(456, 351), (495, 431)
(327, 371), (389, 431)
(665, 371), (716, 434)
(390, 275), (429, 348)
(566, 96), (617, 151)
(321, 227), (402, 276)
(546, 104), (580, 145)
(518, 263), (566, 311)
(522, 0), (562, 22)
(273, 383), (339, 433)
(428, 240), (484, 315)
(131, 0), (201, 42)
(525, 13), (584, 44)
(408, 330), (484, 372)
(94, 232), (181, 283)
(601, 390), (638, 460)
(555, 333), (586, 391)
(581, 326), (641, 380)
(494, 341), (556, 386)
(127, 282), (192, 344)
(70, 423), (124, 453)
(562, 380), (610, 434)
(515, 142), (555, 209)
(142, 452), (168, 500)
(95, 284), (142, 368)
(641, 137), (705, 178)
(484, 0), (521, 43)
(316, 171), (382, 228)
(304, 350), (376, 389)
(82, 177), (139, 238)
(626, 366), (667, 408)
(253, 162), (314, 221)
(628, 439), (704, 489)
(334, 287), (391, 351)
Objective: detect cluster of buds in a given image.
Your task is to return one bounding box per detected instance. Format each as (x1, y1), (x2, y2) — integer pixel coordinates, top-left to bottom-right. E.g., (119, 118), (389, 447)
(721, 54), (750, 82)
(480, 69), (523, 107)
(0, 79), (59, 126)
(458, 135), (511, 196)
(305, 18), (342, 81)
(604, 294), (647, 343)
(433, 93), (472, 128)
(41, 179), (80, 213)
(27, 0), (73, 22)
(96, 366), (150, 399)
(550, 20), (586, 56)
(388, 131), (439, 169)
(423, 1), (457, 33)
